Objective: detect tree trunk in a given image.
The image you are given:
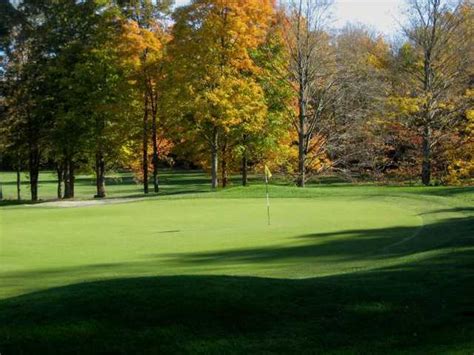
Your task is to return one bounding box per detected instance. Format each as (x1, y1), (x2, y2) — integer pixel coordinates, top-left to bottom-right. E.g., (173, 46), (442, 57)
(211, 127), (219, 189)
(297, 82), (306, 188)
(30, 167), (39, 201)
(221, 138), (228, 188)
(151, 99), (159, 193)
(221, 158), (228, 188)
(94, 112), (107, 198)
(63, 158), (75, 199)
(95, 151), (106, 198)
(152, 152), (159, 193)
(63, 159), (71, 198)
(242, 135), (248, 186)
(29, 147), (40, 201)
(56, 163), (63, 200)
(421, 125), (431, 186)
(297, 132), (306, 187)
(143, 95), (149, 194)
(69, 162), (75, 198)
(16, 159), (21, 201)
(242, 153), (248, 186)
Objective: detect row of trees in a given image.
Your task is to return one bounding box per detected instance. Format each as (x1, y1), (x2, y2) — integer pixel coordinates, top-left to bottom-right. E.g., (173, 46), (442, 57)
(0, 0), (472, 201)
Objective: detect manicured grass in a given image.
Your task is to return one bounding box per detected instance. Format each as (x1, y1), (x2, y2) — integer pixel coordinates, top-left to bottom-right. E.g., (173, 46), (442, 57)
(0, 171), (473, 353)
(0, 170), (213, 201)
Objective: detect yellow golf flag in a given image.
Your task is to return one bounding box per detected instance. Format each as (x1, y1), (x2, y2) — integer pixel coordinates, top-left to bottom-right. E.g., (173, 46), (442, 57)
(264, 165), (272, 179)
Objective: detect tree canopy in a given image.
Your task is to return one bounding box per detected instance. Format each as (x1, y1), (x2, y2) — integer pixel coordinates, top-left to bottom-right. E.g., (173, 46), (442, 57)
(0, 0), (472, 200)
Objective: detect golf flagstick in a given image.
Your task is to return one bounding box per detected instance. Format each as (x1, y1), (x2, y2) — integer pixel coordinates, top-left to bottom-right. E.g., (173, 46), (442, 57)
(264, 165), (272, 226)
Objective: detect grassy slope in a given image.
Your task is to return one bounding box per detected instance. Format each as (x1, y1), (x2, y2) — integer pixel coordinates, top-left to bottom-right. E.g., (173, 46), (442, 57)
(0, 171), (473, 353)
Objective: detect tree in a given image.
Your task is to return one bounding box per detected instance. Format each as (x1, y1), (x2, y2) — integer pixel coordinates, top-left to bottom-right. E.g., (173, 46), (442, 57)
(79, 39), (135, 198)
(166, 0), (273, 188)
(330, 25), (394, 180)
(241, 16), (294, 186)
(2, 0), (124, 200)
(1, 33), (52, 201)
(118, 1), (172, 194)
(400, 0), (472, 185)
(281, 0), (334, 187)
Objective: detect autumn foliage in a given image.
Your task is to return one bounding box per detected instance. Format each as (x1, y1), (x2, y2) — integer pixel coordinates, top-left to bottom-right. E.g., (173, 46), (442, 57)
(1, 0), (472, 201)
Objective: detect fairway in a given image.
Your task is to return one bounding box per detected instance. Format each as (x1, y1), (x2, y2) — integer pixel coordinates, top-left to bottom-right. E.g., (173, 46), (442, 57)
(1, 179), (473, 353)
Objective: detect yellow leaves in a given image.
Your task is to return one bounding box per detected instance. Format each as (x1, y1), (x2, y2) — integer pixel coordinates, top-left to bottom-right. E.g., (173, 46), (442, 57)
(464, 90), (474, 133)
(120, 144), (132, 157)
(167, 0), (274, 138)
(282, 132), (331, 175)
(366, 53), (382, 68)
(388, 97), (422, 115)
(120, 21), (164, 54)
(445, 158), (474, 185)
(117, 20), (166, 79)
(442, 97), (474, 184)
(171, 0), (274, 75)
(122, 137), (174, 183)
(366, 37), (390, 70)
(467, 109), (474, 122)
(192, 75), (267, 132)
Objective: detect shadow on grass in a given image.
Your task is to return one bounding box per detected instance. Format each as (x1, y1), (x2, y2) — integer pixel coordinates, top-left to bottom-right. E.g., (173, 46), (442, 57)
(1, 213), (472, 284)
(0, 170), (215, 205)
(2, 168), (473, 206)
(0, 212), (473, 353)
(160, 215), (473, 265)
(410, 186), (474, 197)
(0, 200), (34, 207)
(1, 246), (473, 354)
(420, 207), (474, 215)
(94, 188), (212, 201)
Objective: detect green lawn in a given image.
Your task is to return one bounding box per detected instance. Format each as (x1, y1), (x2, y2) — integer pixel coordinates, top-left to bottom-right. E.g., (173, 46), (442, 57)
(0, 171), (473, 353)
(0, 170), (213, 201)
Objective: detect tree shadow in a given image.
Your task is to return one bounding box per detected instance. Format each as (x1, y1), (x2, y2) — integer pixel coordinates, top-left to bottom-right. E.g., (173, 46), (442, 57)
(0, 211), (473, 353)
(0, 171), (214, 205)
(1, 214), (472, 288)
(420, 207), (474, 215)
(161, 215), (473, 265)
(411, 186), (474, 198)
(91, 188), (211, 201)
(0, 246), (473, 354)
(0, 200), (34, 207)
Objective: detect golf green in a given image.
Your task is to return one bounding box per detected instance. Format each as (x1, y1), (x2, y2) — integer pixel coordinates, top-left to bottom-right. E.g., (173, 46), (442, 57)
(0, 183), (473, 353)
(1, 197), (422, 297)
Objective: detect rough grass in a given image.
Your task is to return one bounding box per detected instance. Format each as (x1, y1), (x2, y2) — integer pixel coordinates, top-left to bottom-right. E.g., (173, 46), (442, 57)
(0, 171), (473, 354)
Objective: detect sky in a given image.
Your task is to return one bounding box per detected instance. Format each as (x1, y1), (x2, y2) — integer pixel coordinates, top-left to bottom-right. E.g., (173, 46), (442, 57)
(174, 0), (405, 36)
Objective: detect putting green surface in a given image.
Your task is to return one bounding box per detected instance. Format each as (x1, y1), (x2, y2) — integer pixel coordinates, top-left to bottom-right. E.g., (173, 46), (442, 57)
(0, 179), (473, 353)
(1, 197), (423, 297)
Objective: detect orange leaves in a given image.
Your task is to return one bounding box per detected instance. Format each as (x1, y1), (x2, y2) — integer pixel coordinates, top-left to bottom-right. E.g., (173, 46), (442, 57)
(120, 21), (164, 57)
(117, 20), (167, 81)
(168, 0), (275, 131)
(171, 0), (274, 75)
(123, 137), (174, 183)
(281, 131), (332, 176)
(163, 0), (279, 175)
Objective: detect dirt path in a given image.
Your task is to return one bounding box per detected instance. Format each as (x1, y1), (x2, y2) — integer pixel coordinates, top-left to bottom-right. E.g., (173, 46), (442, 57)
(30, 197), (147, 208)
